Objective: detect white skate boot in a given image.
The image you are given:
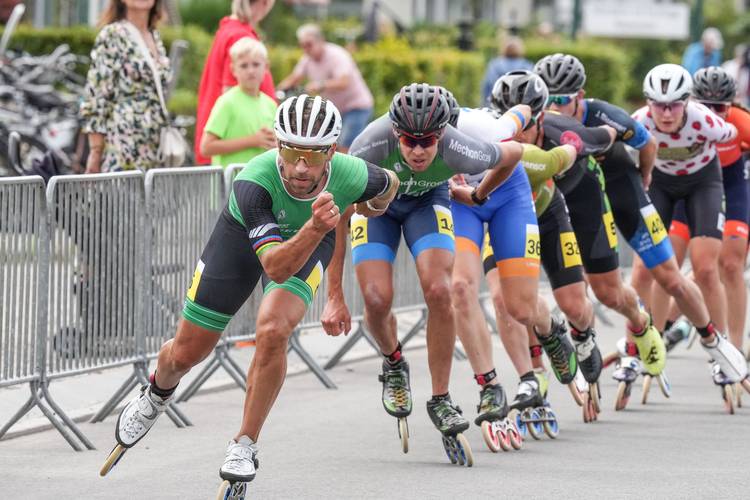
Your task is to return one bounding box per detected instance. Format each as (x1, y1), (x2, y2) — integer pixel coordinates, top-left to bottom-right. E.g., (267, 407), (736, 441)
(701, 334), (748, 383)
(116, 385), (171, 447)
(219, 435), (259, 483)
(101, 385), (171, 477)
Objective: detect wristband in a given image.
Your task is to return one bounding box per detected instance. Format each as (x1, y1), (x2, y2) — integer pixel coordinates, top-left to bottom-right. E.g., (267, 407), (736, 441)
(510, 109), (527, 131)
(470, 188), (487, 206)
(366, 199), (387, 213)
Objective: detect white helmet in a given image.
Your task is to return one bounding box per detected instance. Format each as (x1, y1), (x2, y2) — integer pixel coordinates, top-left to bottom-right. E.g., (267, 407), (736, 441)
(274, 94), (342, 147)
(643, 64), (692, 102)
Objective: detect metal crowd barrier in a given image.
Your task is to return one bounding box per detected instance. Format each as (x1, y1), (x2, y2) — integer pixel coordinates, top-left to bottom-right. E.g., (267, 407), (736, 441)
(0, 167), (436, 450)
(0, 177), (92, 449)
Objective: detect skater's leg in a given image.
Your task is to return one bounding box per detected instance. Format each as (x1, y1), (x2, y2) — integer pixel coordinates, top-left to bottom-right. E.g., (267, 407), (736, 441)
(415, 248), (456, 395)
(236, 289), (306, 442)
(487, 268), (533, 376)
(452, 248), (495, 376)
(155, 319), (222, 390)
(719, 235), (748, 349)
(355, 260), (397, 355)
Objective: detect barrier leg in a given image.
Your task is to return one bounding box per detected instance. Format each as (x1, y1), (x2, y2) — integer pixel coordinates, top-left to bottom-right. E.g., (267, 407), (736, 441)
(399, 309), (427, 347)
(175, 357), (221, 403)
(0, 391), (36, 439)
(90, 371), (138, 423)
(40, 381), (95, 450)
(323, 324), (371, 370)
(217, 353), (247, 391)
(288, 330), (337, 389)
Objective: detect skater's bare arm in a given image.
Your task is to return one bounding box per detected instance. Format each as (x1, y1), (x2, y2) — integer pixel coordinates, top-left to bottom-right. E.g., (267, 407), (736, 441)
(259, 192), (340, 283)
(321, 206), (354, 336)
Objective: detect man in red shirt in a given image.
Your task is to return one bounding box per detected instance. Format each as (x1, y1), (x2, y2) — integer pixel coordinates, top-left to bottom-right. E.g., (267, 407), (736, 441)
(194, 0), (276, 165)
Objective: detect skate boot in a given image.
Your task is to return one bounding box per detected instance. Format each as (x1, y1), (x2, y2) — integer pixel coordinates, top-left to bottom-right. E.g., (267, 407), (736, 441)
(536, 318), (578, 385)
(378, 358), (412, 453)
(571, 326), (602, 384)
(700, 333), (749, 383)
(217, 435), (259, 500)
(509, 376), (558, 440)
(475, 384), (521, 453)
(665, 319), (693, 352)
(632, 314), (666, 376)
(426, 395), (473, 466)
(100, 384), (171, 476)
(612, 351), (640, 411)
(571, 326), (602, 421)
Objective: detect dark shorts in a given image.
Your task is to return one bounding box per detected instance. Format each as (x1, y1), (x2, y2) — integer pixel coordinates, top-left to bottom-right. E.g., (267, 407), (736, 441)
(182, 212), (334, 332)
(562, 159), (620, 274)
(670, 156), (748, 240)
(650, 157), (725, 241)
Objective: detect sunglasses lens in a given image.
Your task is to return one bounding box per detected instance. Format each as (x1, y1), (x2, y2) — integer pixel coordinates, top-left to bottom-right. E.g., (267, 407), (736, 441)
(399, 134), (438, 149)
(279, 146), (329, 166)
(548, 95), (574, 106)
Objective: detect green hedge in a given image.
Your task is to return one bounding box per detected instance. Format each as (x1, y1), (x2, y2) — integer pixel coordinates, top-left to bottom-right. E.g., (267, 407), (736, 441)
(1, 25), (634, 117)
(268, 37), (485, 115)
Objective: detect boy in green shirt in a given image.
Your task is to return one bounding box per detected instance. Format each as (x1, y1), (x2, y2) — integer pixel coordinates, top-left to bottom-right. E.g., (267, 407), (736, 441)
(200, 37), (278, 168)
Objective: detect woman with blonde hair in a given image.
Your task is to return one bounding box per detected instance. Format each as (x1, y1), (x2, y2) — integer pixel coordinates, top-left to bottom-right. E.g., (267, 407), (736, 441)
(194, 0), (276, 165)
(80, 0), (171, 172)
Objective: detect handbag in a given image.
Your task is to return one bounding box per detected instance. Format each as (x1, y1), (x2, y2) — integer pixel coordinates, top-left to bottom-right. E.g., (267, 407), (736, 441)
(123, 21), (187, 168)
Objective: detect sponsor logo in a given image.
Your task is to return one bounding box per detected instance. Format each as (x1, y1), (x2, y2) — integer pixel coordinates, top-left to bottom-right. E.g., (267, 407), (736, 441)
(448, 138), (492, 162)
(593, 110), (627, 133)
(276, 209), (286, 220)
(392, 162), (403, 173)
(248, 223), (280, 238)
(560, 130), (583, 154)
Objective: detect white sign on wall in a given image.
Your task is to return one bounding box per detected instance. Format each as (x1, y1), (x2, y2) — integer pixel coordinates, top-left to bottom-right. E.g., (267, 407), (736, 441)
(582, 1), (690, 40)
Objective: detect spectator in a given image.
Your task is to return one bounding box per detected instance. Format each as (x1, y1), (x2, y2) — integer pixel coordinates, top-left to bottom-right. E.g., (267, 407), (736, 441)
(80, 0), (170, 172)
(722, 44), (750, 107)
(200, 38), (277, 168)
(682, 27), (724, 76)
(276, 23), (374, 151)
(480, 36), (533, 105)
(194, 0), (276, 165)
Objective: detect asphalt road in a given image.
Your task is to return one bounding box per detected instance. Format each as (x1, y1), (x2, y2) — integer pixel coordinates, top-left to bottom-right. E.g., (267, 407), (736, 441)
(1, 311), (748, 500)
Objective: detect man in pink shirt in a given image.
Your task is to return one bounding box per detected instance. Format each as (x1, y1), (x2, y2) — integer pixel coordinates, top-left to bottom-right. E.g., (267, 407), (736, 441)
(277, 24), (374, 150)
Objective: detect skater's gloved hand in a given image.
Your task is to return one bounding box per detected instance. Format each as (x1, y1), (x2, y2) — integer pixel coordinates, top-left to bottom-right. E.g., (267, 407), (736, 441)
(321, 296), (351, 336)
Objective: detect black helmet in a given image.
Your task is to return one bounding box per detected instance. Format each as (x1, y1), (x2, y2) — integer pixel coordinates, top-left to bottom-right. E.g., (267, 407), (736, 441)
(490, 70), (549, 116)
(692, 66), (736, 103)
(533, 53), (586, 94)
(436, 86), (460, 127)
(389, 83), (451, 136)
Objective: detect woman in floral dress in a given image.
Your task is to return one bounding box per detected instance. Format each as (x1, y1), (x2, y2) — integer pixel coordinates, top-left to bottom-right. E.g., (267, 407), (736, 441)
(80, 0), (171, 173)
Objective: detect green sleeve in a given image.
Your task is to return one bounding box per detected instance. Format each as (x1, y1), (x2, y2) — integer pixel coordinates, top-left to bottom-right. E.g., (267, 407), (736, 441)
(331, 153), (369, 207)
(522, 145), (569, 190)
(204, 94), (232, 139)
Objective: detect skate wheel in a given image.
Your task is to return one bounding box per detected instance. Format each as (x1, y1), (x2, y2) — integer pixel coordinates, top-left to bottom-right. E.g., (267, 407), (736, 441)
(641, 375), (652, 405)
(543, 410), (559, 438)
(590, 383), (601, 414)
(723, 384), (735, 415)
(735, 383), (743, 408)
(568, 382), (584, 407)
(658, 372), (671, 398)
(99, 444), (127, 477)
(496, 423), (512, 452)
(398, 417), (409, 454)
(455, 433), (474, 467)
(602, 351), (620, 369)
(509, 409), (526, 440)
(615, 381), (630, 411)
(441, 436), (458, 464)
(480, 420), (501, 453)
(527, 409), (542, 440)
(508, 420), (523, 450)
(217, 480), (247, 500)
